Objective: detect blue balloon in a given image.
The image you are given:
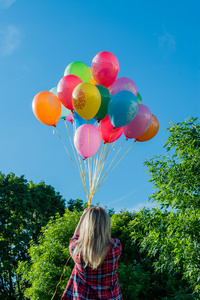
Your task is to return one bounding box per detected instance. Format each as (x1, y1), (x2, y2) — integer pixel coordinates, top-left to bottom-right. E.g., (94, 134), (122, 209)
(108, 90), (138, 127)
(73, 111), (97, 128)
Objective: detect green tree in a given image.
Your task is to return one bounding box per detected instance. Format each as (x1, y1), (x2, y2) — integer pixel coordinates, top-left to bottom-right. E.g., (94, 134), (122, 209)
(67, 198), (87, 212)
(19, 209), (195, 300)
(18, 209), (81, 300)
(0, 172), (65, 300)
(131, 117), (200, 297)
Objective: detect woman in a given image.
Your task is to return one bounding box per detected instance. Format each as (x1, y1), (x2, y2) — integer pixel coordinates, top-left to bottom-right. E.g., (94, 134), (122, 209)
(61, 206), (123, 300)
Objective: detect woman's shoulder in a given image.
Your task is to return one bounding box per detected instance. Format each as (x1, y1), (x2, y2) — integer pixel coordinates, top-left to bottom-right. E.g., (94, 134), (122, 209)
(111, 238), (122, 249)
(105, 238), (122, 260)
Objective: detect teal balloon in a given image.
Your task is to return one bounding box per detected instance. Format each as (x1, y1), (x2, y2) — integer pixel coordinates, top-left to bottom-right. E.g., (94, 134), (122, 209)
(50, 87), (70, 119)
(108, 90), (138, 127)
(60, 103), (70, 119)
(50, 87), (58, 96)
(94, 85), (111, 121)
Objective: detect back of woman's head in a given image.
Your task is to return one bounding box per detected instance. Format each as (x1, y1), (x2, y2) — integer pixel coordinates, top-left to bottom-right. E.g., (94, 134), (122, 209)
(73, 206), (112, 269)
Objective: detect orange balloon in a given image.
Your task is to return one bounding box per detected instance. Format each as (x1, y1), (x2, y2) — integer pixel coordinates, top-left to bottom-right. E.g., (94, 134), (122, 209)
(89, 67), (97, 85)
(32, 91), (61, 126)
(136, 114), (159, 142)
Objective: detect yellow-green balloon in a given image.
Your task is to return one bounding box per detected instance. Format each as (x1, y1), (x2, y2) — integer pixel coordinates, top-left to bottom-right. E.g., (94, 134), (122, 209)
(64, 61), (91, 82)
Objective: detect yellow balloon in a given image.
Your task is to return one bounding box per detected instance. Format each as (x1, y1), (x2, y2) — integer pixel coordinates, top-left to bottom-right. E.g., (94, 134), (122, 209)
(72, 83), (101, 120)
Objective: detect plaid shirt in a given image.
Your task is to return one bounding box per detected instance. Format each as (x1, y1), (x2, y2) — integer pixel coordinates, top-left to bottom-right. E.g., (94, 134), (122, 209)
(61, 234), (123, 300)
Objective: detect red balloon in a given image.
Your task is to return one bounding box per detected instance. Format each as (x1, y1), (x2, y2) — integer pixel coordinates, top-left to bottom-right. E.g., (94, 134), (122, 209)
(91, 51), (119, 88)
(57, 75), (82, 111)
(98, 115), (123, 143)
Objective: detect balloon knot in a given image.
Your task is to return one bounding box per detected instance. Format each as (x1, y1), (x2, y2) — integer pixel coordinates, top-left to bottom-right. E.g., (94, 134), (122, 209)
(53, 125), (56, 127)
(126, 138), (128, 141)
(83, 157), (86, 161)
(103, 141), (107, 144)
(113, 127), (116, 130)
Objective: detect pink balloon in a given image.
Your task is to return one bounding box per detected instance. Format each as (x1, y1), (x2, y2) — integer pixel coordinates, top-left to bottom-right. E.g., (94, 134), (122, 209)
(74, 124), (101, 158)
(91, 51), (119, 88)
(98, 115), (123, 143)
(123, 104), (152, 139)
(109, 77), (137, 96)
(57, 75), (83, 111)
(65, 111), (74, 123)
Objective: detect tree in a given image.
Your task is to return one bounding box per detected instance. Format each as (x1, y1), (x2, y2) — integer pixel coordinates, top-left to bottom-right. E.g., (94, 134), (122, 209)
(67, 198), (87, 212)
(17, 209), (81, 300)
(131, 117), (200, 296)
(19, 208), (196, 300)
(0, 172), (65, 300)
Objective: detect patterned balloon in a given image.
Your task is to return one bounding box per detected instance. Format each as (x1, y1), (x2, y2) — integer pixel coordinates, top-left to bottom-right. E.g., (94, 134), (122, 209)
(136, 115), (159, 142)
(108, 90), (138, 128)
(123, 104), (152, 139)
(109, 77), (137, 97)
(57, 75), (83, 111)
(91, 51), (119, 88)
(32, 91), (61, 126)
(50, 87), (70, 119)
(72, 83), (101, 120)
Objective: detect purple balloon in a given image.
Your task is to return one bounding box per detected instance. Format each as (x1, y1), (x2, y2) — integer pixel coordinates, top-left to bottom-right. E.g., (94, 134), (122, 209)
(74, 124), (101, 158)
(109, 77), (137, 96)
(123, 104), (152, 139)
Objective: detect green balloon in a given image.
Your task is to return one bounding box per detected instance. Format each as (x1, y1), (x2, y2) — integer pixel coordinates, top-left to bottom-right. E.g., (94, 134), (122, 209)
(64, 61), (91, 82)
(137, 92), (143, 104)
(94, 85), (111, 121)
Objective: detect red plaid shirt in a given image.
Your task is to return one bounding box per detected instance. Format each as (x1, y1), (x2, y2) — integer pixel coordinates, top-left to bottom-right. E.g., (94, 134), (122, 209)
(61, 234), (123, 300)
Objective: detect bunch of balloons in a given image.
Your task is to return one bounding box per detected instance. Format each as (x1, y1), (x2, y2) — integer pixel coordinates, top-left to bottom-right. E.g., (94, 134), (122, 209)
(32, 51), (159, 159)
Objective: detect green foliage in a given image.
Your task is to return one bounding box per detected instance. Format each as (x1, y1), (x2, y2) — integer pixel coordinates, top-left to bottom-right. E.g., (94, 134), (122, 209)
(111, 210), (136, 265)
(131, 117), (200, 297)
(20, 208), (198, 300)
(67, 198), (87, 212)
(0, 172), (65, 300)
(18, 209), (81, 300)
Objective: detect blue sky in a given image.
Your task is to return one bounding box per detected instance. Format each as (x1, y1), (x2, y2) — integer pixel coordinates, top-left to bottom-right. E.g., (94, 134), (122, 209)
(0, 0), (199, 212)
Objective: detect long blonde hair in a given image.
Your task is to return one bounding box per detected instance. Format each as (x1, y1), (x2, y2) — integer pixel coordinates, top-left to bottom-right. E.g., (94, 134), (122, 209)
(73, 206), (112, 269)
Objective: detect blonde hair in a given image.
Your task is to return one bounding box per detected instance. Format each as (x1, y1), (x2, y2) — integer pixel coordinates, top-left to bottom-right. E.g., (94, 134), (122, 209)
(73, 206), (112, 269)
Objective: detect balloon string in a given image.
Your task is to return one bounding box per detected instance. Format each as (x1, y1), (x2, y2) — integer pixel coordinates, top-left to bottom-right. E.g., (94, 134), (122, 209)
(91, 143), (107, 194)
(64, 120), (81, 171)
(61, 122), (136, 208)
(51, 255), (71, 300)
(64, 120), (90, 202)
(100, 140), (137, 186)
(78, 155), (89, 201)
(54, 128), (75, 164)
(93, 143), (112, 193)
(99, 139), (126, 183)
(94, 140), (136, 194)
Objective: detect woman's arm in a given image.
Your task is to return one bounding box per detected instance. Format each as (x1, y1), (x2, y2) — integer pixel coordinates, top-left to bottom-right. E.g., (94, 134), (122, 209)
(74, 208), (89, 236)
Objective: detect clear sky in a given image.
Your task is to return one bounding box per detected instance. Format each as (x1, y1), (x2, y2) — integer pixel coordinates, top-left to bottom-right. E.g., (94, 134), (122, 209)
(0, 0), (199, 212)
